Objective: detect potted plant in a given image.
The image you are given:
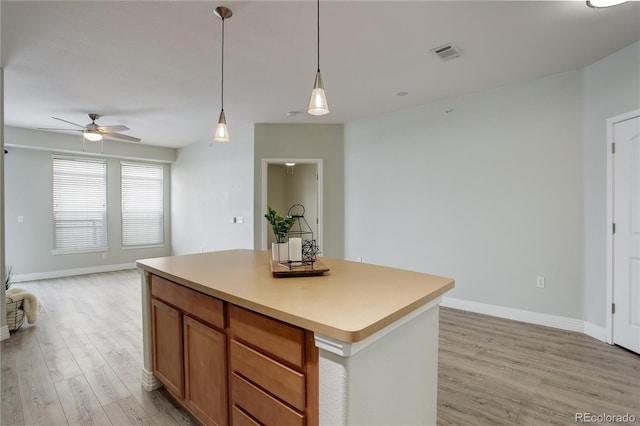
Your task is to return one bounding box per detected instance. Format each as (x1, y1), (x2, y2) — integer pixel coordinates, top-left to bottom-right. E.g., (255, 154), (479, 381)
(264, 205), (295, 261)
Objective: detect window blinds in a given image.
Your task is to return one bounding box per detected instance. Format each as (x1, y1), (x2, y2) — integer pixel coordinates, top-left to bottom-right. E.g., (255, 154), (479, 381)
(53, 156), (108, 252)
(121, 162), (164, 247)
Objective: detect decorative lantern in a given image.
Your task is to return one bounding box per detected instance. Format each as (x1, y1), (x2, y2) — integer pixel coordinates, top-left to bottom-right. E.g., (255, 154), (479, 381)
(286, 204), (321, 268)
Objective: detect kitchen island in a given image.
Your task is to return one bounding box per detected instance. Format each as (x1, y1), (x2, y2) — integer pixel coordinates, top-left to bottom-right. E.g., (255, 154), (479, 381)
(137, 249), (454, 425)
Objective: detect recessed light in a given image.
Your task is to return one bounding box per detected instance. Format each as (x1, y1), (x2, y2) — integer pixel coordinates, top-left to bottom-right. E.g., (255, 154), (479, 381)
(397, 91), (409, 97)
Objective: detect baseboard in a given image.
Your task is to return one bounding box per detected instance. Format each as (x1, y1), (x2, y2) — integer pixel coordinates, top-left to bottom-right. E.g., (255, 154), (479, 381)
(0, 325), (10, 341)
(441, 297), (585, 334)
(583, 321), (608, 343)
(12, 263), (137, 283)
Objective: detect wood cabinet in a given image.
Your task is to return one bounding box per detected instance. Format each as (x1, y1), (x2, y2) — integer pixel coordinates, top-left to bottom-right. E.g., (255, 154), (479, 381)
(184, 316), (227, 425)
(151, 276), (227, 426)
(151, 298), (183, 398)
(229, 305), (318, 425)
(150, 275), (318, 426)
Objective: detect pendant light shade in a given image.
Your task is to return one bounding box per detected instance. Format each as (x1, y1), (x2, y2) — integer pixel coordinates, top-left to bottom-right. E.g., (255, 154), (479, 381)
(308, 70), (329, 116)
(214, 6), (232, 142)
(308, 0), (329, 116)
(214, 110), (229, 142)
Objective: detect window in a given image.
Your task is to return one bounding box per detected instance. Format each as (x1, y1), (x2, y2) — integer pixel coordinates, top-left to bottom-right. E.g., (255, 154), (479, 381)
(121, 162), (164, 247)
(53, 156), (108, 252)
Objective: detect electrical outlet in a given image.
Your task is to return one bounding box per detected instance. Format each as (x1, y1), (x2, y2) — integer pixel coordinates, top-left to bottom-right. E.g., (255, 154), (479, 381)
(102, 253), (108, 260)
(536, 276), (545, 288)
(356, 257), (363, 263)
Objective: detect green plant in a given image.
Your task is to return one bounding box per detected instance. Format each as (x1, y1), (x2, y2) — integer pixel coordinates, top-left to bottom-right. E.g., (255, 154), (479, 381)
(5, 265), (12, 291)
(264, 205), (295, 243)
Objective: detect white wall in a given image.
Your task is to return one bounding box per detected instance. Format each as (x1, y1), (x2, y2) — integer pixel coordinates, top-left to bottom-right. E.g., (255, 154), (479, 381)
(345, 70), (585, 319)
(583, 41), (640, 328)
(171, 123), (254, 255)
(4, 126), (174, 278)
(254, 124), (344, 259)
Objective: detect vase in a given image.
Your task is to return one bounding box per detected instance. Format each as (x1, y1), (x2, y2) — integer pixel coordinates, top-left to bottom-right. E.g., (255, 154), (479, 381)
(272, 242), (289, 262)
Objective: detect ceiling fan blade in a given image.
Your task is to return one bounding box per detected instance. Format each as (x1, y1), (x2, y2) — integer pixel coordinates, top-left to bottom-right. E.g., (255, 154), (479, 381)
(106, 132), (141, 143)
(38, 127), (83, 131)
(52, 117), (86, 128)
(97, 125), (129, 132)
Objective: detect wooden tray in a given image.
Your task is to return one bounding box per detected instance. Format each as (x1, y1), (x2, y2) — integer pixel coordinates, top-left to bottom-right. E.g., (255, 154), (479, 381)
(270, 259), (330, 278)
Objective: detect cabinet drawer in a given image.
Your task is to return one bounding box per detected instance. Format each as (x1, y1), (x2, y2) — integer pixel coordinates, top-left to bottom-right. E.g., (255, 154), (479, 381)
(229, 305), (304, 369)
(231, 373), (304, 426)
(231, 405), (261, 426)
(230, 339), (305, 411)
(151, 275), (224, 329)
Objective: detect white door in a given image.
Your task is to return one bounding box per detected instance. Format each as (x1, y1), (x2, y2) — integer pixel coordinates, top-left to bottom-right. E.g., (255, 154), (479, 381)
(613, 114), (640, 354)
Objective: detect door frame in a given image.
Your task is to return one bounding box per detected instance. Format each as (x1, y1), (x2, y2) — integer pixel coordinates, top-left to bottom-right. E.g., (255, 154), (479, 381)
(606, 109), (640, 345)
(260, 158), (323, 253)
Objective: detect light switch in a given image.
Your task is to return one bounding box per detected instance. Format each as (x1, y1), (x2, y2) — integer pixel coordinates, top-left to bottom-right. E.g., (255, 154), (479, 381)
(17, 216), (24, 223)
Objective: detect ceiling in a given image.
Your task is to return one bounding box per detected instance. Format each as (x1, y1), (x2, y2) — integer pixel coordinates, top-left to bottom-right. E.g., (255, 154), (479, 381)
(2, 1), (639, 149)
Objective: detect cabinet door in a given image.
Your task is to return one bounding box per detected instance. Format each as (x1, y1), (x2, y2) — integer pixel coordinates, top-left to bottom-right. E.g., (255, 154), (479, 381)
(151, 299), (184, 398)
(184, 315), (228, 426)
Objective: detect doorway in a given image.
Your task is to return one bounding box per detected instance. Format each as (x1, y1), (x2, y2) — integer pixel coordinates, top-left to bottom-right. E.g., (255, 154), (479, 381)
(260, 159), (323, 253)
(606, 109), (640, 354)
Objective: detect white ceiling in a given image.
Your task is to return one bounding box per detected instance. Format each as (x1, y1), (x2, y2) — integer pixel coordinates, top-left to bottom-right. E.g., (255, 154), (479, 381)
(2, 1), (639, 148)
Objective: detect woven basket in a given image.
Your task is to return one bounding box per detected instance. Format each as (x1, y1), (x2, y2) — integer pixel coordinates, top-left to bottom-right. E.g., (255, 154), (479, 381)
(6, 296), (25, 332)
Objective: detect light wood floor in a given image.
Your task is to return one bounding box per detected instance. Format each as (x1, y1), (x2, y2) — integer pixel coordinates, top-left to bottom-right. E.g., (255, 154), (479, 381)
(1, 270), (638, 425)
(437, 308), (639, 425)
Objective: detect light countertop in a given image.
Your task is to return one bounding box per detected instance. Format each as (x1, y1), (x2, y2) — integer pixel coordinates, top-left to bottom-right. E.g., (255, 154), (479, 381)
(137, 249), (454, 342)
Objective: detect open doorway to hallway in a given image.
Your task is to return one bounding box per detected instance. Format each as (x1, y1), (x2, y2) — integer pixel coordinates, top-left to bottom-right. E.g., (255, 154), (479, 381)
(260, 159), (323, 254)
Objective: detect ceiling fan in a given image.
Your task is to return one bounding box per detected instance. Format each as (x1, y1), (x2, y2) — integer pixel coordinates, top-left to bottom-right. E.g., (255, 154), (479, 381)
(39, 113), (141, 143)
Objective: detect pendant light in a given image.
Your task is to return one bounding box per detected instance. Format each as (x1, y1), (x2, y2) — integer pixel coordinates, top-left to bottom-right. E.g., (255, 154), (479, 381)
(214, 6), (232, 142)
(308, 0), (329, 116)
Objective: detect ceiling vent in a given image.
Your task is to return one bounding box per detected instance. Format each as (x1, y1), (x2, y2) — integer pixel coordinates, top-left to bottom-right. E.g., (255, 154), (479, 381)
(431, 43), (462, 61)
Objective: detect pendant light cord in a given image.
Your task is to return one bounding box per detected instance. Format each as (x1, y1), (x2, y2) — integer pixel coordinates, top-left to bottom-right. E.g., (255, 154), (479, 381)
(316, 0), (320, 72)
(221, 17), (225, 110)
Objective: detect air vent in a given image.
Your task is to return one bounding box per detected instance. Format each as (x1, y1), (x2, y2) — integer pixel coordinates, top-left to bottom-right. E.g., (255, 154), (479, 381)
(431, 43), (462, 61)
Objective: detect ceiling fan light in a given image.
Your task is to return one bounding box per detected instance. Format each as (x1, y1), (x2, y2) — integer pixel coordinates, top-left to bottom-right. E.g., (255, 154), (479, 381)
(308, 70), (329, 116)
(214, 110), (230, 142)
(84, 131), (103, 142)
(586, 0), (627, 7)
